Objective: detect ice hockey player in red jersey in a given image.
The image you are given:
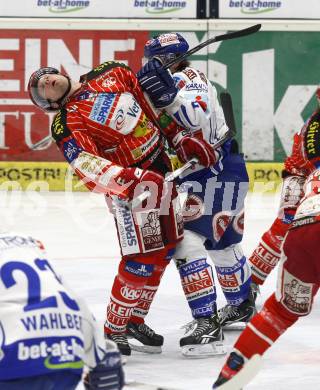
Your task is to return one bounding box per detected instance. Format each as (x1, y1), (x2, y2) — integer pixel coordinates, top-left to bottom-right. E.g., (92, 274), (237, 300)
(249, 88), (320, 290)
(28, 62), (216, 356)
(213, 166), (320, 387)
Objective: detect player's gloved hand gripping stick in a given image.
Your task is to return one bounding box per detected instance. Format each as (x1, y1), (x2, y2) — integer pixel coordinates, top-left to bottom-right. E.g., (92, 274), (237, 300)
(131, 157), (198, 209)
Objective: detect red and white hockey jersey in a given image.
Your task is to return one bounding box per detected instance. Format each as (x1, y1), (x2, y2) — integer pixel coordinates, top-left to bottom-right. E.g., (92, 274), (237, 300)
(51, 62), (171, 194)
(294, 168), (320, 221)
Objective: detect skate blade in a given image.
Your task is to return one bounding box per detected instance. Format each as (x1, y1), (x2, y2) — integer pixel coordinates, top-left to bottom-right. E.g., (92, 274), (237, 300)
(181, 341), (227, 358)
(128, 340), (162, 354)
(222, 322), (247, 331)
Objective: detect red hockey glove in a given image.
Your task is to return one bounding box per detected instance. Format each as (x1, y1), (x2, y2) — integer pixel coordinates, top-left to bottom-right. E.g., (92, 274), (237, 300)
(173, 132), (217, 168)
(113, 167), (165, 202)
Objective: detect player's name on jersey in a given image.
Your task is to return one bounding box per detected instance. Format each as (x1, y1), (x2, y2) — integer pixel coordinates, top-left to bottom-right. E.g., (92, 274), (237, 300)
(20, 312), (82, 332)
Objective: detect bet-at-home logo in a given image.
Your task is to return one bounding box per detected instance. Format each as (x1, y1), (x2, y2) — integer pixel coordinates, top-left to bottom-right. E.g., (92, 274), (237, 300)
(37, 0), (90, 14)
(134, 0), (187, 14)
(18, 338), (84, 368)
(228, 0), (282, 14)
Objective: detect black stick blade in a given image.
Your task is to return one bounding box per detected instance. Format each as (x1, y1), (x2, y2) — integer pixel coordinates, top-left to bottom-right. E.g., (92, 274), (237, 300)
(214, 24), (262, 43)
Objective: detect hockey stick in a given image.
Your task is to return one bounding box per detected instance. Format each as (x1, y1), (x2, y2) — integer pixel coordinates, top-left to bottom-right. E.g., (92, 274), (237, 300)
(163, 24), (261, 70)
(31, 135), (52, 150)
(215, 354), (262, 390)
(130, 157), (198, 209)
(220, 92), (237, 138)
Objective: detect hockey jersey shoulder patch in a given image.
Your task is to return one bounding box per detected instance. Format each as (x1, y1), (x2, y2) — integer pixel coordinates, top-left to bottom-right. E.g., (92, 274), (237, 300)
(182, 67), (197, 81)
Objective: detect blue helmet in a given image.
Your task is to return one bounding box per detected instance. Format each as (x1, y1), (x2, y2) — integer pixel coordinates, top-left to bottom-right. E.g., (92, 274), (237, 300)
(144, 33), (189, 65)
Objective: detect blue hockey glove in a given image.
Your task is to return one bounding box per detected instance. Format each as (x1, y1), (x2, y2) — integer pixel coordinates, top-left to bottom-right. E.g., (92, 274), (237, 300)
(137, 58), (178, 109)
(84, 348), (124, 390)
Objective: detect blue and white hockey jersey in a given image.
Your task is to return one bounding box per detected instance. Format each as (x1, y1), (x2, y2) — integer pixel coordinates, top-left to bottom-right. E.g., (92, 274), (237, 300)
(0, 233), (105, 381)
(168, 67), (228, 145)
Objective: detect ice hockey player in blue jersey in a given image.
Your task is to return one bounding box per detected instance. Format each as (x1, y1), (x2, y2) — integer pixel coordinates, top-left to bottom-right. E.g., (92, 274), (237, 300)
(137, 33), (256, 357)
(0, 232), (124, 390)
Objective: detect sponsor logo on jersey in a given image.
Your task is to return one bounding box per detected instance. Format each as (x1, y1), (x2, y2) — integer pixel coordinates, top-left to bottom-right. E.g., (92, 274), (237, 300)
(181, 268), (214, 296)
(281, 269), (313, 315)
(182, 194), (204, 222)
(102, 76), (117, 88)
(131, 131), (159, 160)
(120, 286), (142, 300)
(217, 273), (239, 288)
(17, 338), (84, 369)
(139, 210), (164, 252)
(255, 242), (280, 267)
(89, 93), (117, 125)
(124, 261), (153, 277)
(179, 258), (207, 276)
(158, 33), (180, 46)
(109, 93), (141, 134)
(212, 211), (233, 242)
(73, 153), (111, 179)
(62, 139), (81, 163)
(115, 206), (140, 255)
(133, 114), (153, 138)
(305, 118), (320, 156)
(193, 304), (214, 317)
(291, 216), (316, 229)
(51, 109), (71, 142)
(52, 112), (64, 136)
(185, 83), (208, 92)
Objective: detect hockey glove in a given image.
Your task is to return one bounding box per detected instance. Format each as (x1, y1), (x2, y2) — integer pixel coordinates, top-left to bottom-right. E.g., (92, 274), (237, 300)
(172, 131), (217, 168)
(137, 58), (178, 109)
(84, 347), (124, 390)
(113, 167), (165, 203)
(249, 218), (287, 285)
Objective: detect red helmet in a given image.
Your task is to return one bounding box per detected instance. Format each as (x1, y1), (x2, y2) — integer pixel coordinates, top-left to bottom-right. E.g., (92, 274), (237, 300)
(28, 67), (71, 112)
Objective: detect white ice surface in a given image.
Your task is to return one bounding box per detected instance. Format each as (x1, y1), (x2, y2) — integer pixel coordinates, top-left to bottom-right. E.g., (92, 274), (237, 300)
(1, 190), (319, 390)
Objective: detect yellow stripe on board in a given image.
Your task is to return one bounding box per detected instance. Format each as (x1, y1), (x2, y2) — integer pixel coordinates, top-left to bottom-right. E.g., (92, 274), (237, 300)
(0, 161), (284, 192)
(246, 162), (284, 192)
(0, 162), (87, 191)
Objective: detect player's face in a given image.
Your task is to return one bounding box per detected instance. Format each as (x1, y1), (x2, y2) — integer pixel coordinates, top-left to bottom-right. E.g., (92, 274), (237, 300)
(37, 74), (69, 102)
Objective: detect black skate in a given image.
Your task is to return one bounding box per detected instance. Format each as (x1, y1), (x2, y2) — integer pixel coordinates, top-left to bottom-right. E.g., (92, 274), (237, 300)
(105, 332), (131, 356)
(126, 322), (163, 354)
(212, 351), (245, 388)
(218, 298), (256, 331)
(180, 314), (226, 357)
